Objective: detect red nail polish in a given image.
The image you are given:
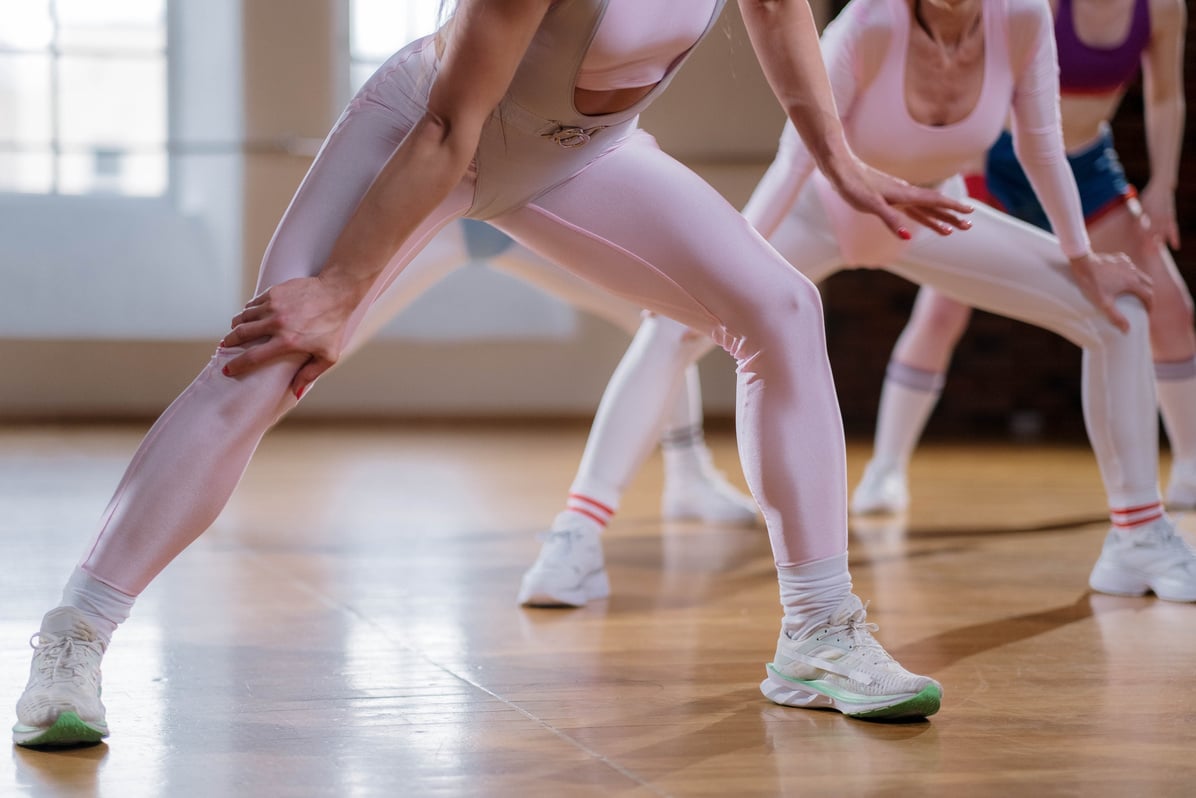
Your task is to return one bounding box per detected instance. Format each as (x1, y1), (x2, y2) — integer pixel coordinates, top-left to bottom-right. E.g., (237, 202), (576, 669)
(898, 228), (912, 241)
(222, 366), (231, 377)
(295, 385), (307, 400)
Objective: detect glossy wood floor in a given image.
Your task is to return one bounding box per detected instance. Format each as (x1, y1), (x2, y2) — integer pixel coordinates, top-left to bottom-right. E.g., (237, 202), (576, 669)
(2, 422), (1195, 797)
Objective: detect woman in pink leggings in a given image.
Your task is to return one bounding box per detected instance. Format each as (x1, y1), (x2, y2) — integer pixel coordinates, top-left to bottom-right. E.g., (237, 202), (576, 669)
(518, 0), (1188, 617)
(12, 0), (974, 746)
(854, 0), (1194, 515)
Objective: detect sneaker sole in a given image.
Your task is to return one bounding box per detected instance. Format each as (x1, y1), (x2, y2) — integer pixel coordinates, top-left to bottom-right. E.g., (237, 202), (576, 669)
(13, 712), (108, 748)
(1089, 566), (1196, 603)
(518, 569), (610, 608)
(761, 667), (941, 721)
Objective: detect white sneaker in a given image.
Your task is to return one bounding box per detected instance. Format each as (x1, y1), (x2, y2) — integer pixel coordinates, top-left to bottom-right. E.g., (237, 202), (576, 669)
(1165, 461), (1196, 511)
(850, 463), (909, 516)
(1088, 517), (1196, 602)
(517, 515), (610, 607)
(13, 607), (109, 747)
(759, 594), (941, 720)
(661, 448), (759, 526)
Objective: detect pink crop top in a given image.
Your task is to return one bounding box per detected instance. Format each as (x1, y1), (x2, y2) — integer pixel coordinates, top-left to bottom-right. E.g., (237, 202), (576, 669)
(1056, 0), (1151, 94)
(748, 0), (1090, 259)
(575, 0), (720, 90)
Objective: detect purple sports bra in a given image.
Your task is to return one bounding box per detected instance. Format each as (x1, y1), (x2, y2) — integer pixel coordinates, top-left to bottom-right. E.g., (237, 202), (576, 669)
(1056, 0), (1151, 94)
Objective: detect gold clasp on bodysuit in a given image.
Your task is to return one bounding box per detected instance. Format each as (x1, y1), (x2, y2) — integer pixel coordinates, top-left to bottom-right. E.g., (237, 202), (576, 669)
(542, 125), (603, 148)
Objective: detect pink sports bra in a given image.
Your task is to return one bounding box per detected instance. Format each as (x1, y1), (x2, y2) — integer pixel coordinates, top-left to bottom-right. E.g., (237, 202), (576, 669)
(576, 0), (720, 90)
(1056, 0), (1151, 94)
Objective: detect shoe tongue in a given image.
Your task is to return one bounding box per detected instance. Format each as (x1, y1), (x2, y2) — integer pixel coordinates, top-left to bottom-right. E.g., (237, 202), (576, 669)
(40, 608), (98, 642)
(829, 594), (865, 624)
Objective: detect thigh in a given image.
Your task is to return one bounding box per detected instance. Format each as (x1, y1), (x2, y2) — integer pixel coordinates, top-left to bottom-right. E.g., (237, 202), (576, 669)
(892, 204), (1108, 346)
(492, 134), (816, 340)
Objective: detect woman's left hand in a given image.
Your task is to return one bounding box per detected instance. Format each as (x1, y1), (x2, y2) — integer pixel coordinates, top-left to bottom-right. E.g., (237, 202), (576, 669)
(219, 274), (360, 397)
(1138, 181), (1181, 250)
(1067, 251), (1154, 333)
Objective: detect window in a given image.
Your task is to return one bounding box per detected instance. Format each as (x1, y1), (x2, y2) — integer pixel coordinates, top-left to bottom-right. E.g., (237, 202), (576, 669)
(0, 0), (168, 196)
(348, 0), (443, 94)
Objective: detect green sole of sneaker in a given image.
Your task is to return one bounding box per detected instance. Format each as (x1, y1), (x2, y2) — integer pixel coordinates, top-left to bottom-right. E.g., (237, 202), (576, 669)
(848, 684), (942, 721)
(13, 712), (108, 748)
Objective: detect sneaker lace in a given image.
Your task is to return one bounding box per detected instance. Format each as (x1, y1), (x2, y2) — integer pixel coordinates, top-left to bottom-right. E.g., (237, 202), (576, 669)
(29, 633), (103, 688)
(534, 528), (587, 564)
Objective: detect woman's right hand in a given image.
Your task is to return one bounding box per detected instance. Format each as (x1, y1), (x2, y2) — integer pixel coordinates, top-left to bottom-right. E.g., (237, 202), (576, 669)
(1067, 252), (1154, 333)
(829, 158), (975, 240)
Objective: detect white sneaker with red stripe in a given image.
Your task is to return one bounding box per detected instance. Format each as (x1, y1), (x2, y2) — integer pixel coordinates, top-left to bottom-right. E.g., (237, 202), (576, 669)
(517, 513), (609, 608)
(1088, 516), (1196, 602)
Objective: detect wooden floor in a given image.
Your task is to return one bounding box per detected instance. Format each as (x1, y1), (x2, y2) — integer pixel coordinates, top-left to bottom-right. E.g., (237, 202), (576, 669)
(2, 422), (1195, 797)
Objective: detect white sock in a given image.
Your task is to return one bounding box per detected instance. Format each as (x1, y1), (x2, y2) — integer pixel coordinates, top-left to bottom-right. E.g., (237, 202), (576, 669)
(557, 492), (616, 533)
(660, 424), (709, 478)
(1156, 359), (1196, 477)
(58, 567), (135, 647)
(776, 552), (853, 639)
(870, 362), (944, 473)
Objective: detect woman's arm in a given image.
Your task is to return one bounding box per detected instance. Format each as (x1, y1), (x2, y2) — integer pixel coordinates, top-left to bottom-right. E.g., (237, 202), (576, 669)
(738, 0), (972, 239)
(1140, 0), (1186, 248)
(222, 0), (553, 391)
(1008, 0), (1152, 329)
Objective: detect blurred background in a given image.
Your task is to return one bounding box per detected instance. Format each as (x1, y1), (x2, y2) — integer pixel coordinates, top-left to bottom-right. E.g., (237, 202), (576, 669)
(1, 0), (1193, 442)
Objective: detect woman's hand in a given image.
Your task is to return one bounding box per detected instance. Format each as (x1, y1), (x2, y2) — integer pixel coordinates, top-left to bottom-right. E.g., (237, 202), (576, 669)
(220, 273), (362, 397)
(1137, 181), (1181, 250)
(829, 158), (974, 240)
(1067, 252), (1154, 333)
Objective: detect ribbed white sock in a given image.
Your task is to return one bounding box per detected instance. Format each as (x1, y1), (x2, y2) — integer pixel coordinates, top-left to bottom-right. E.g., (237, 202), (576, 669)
(1156, 359), (1196, 477)
(776, 552), (853, 639)
(871, 363), (944, 473)
(58, 567), (135, 647)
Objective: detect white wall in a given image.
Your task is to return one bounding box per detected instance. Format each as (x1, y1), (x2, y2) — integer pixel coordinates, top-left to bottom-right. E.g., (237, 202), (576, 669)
(0, 0), (824, 420)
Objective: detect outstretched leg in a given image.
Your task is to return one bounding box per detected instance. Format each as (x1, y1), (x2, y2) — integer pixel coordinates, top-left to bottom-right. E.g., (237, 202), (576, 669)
(14, 74), (474, 745)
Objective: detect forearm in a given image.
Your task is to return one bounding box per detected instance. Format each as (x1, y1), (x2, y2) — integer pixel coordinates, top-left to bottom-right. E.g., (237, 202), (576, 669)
(739, 0), (854, 184)
(317, 113), (475, 304)
(1144, 94), (1184, 192)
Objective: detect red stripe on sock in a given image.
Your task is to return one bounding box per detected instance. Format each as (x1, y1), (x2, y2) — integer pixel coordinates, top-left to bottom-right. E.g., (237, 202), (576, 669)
(1112, 511), (1164, 530)
(567, 506), (609, 527)
(568, 493), (615, 516)
(1112, 501), (1163, 515)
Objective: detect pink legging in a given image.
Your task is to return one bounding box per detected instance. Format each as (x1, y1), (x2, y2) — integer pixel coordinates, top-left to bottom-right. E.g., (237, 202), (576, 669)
(79, 111), (845, 596)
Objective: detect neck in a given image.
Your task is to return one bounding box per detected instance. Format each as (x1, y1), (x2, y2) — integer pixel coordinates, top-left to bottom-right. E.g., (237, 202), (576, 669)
(914, 0), (982, 50)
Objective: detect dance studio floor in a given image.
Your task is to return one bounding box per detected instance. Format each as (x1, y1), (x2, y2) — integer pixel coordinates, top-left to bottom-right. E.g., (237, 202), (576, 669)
(2, 422), (1193, 797)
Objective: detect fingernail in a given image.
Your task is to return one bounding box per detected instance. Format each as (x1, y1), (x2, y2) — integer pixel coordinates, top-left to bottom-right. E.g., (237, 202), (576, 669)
(898, 228), (912, 241)
(295, 385), (307, 400)
(222, 366), (231, 377)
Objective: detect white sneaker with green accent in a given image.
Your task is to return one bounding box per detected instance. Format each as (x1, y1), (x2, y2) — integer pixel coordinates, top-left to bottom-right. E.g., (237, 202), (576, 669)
(517, 515), (609, 608)
(1088, 517), (1196, 602)
(13, 607), (109, 747)
(760, 595), (941, 720)
(850, 464), (909, 516)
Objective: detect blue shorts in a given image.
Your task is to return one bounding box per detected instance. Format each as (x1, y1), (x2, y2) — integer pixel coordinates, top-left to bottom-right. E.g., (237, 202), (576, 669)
(984, 126), (1136, 232)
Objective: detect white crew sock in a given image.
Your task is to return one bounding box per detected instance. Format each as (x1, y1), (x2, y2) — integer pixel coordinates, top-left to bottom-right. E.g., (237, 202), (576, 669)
(1156, 358), (1196, 478)
(57, 567), (135, 647)
(776, 552), (853, 639)
(870, 362), (945, 473)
